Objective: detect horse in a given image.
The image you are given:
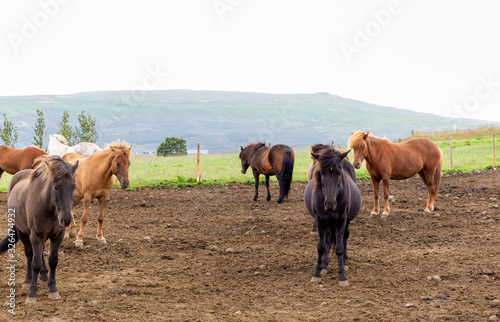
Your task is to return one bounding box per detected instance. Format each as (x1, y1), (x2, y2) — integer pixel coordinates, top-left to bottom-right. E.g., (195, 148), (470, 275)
(48, 134), (101, 158)
(62, 141), (131, 247)
(0, 145), (47, 180)
(307, 145), (350, 181)
(348, 131), (443, 217)
(304, 144), (361, 287)
(0, 156), (78, 304)
(239, 143), (295, 203)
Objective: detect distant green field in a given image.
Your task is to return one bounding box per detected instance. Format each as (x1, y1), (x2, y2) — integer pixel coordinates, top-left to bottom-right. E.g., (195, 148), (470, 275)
(1, 129), (498, 192)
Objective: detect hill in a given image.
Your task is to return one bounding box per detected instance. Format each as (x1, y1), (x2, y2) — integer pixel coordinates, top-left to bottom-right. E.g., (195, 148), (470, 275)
(0, 90), (493, 153)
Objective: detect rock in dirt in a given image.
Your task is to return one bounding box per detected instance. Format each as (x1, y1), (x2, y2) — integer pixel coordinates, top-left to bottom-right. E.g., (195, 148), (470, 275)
(207, 245), (219, 251)
(489, 315), (498, 321)
(491, 299), (500, 308)
(405, 303), (415, 308)
(431, 275), (442, 284)
(225, 247), (236, 253)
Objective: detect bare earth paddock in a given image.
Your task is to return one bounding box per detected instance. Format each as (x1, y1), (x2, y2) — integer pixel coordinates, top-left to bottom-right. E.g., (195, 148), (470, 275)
(0, 170), (499, 321)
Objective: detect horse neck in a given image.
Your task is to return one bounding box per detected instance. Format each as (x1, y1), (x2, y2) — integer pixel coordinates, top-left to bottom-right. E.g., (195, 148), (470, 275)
(89, 150), (116, 180)
(0, 146), (12, 157)
(365, 137), (384, 164)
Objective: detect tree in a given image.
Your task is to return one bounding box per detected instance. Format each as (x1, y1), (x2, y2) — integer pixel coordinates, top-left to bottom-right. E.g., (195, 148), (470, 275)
(32, 109), (46, 148)
(57, 110), (75, 145)
(0, 113), (18, 148)
(74, 110), (99, 143)
(157, 137), (187, 156)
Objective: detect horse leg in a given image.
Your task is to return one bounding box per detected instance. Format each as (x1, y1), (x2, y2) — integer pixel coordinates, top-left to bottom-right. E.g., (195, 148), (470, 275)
(26, 234), (45, 304)
(18, 231), (33, 291)
(311, 217), (329, 283)
(67, 196), (82, 239)
(422, 169), (437, 212)
(381, 177), (391, 216)
(40, 248), (48, 284)
(47, 230), (65, 300)
(253, 170), (260, 201)
(96, 197), (109, 244)
(0, 168), (3, 180)
(343, 225), (350, 271)
(75, 196), (91, 247)
(320, 227), (332, 277)
(334, 221), (349, 287)
(276, 172), (284, 204)
(265, 174), (271, 201)
(370, 177), (381, 216)
(311, 216), (318, 235)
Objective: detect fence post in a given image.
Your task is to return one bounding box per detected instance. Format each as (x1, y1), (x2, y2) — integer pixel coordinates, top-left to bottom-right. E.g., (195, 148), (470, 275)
(449, 137), (453, 172)
(494, 134), (496, 168)
(196, 143), (202, 183)
(268, 142), (271, 147)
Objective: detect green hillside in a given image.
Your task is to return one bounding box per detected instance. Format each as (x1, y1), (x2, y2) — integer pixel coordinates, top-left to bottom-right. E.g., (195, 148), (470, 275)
(0, 90), (493, 153)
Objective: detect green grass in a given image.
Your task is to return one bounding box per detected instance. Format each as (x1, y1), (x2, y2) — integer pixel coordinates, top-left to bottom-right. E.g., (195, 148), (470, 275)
(1, 129), (498, 192)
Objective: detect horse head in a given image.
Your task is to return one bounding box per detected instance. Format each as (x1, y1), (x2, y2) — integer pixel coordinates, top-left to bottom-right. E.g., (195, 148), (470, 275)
(312, 145), (350, 211)
(239, 146), (251, 174)
(111, 152), (131, 189)
(36, 157), (78, 227)
(348, 131), (370, 169)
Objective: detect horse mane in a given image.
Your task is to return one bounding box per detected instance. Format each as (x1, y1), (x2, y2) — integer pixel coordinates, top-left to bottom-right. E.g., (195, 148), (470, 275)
(347, 131), (388, 149)
(29, 145), (46, 153)
(310, 144), (343, 191)
(105, 140), (132, 157)
(240, 142), (266, 161)
(51, 134), (69, 145)
(30, 155), (73, 183)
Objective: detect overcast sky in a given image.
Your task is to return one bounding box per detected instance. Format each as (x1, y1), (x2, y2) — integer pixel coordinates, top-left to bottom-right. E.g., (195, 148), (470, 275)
(1, 0), (499, 122)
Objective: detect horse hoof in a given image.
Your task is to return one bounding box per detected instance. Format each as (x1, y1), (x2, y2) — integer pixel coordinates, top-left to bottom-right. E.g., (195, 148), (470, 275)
(48, 291), (61, 300)
(74, 240), (84, 248)
(381, 212), (389, 218)
(424, 208), (432, 213)
(26, 296), (37, 304)
(310, 231), (318, 236)
(97, 237), (107, 244)
(321, 269), (328, 277)
(22, 282), (31, 291)
(344, 265), (349, 271)
(369, 212), (379, 218)
(69, 231), (76, 238)
(338, 280), (350, 288)
(310, 276), (322, 283)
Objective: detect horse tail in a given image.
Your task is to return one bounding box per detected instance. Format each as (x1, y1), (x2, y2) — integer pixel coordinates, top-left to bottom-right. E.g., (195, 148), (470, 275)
(435, 148), (443, 189)
(281, 150), (294, 199)
(0, 224), (18, 255)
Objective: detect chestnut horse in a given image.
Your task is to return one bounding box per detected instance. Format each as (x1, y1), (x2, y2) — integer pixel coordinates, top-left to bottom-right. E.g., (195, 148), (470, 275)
(304, 144), (360, 287)
(348, 131), (443, 217)
(0, 156), (78, 304)
(0, 146), (47, 179)
(62, 141), (131, 247)
(240, 143), (295, 203)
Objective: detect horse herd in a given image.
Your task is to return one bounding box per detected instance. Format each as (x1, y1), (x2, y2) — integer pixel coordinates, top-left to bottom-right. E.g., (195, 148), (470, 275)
(0, 131), (443, 304)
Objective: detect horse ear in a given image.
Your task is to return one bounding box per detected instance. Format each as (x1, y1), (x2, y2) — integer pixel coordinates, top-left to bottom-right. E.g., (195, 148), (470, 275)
(240, 146), (244, 151)
(71, 160), (79, 175)
(340, 150), (350, 160)
(363, 131), (370, 140)
(311, 153), (319, 160)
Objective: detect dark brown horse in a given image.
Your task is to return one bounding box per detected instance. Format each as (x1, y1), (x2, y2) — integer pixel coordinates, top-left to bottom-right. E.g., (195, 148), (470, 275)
(63, 141), (132, 247)
(0, 156), (78, 304)
(348, 131), (443, 217)
(304, 144), (361, 287)
(307, 146), (349, 181)
(0, 145), (47, 179)
(240, 143), (295, 203)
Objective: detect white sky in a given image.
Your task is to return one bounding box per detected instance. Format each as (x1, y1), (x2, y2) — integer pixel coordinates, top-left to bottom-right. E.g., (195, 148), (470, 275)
(1, 0), (500, 122)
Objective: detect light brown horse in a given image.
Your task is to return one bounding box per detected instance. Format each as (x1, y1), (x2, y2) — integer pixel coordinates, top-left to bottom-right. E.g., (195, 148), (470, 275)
(62, 141), (132, 247)
(307, 145), (349, 181)
(348, 131), (443, 217)
(0, 146), (47, 179)
(240, 143), (295, 203)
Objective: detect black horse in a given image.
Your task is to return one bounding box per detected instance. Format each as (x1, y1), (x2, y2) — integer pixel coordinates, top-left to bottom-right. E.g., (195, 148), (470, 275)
(304, 144), (361, 287)
(0, 156), (78, 304)
(240, 143), (295, 203)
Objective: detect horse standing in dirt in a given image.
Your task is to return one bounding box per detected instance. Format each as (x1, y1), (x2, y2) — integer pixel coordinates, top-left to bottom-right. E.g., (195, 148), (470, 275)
(304, 144), (361, 287)
(63, 141), (131, 247)
(307, 145), (350, 181)
(348, 131), (443, 217)
(48, 134), (101, 157)
(0, 145), (47, 179)
(240, 143), (295, 203)
(0, 156), (78, 304)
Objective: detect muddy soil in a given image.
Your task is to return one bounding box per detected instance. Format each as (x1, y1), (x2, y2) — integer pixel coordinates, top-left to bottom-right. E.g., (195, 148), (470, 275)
(0, 170), (499, 321)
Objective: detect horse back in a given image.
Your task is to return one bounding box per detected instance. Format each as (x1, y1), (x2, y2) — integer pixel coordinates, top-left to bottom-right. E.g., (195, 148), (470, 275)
(268, 144), (294, 173)
(250, 146), (274, 174)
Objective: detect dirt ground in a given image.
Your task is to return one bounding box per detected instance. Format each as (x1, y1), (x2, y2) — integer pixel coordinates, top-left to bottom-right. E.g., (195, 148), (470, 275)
(0, 170), (499, 321)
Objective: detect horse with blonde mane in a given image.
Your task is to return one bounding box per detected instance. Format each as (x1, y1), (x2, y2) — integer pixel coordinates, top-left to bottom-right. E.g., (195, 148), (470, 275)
(62, 140), (131, 247)
(348, 131), (443, 217)
(48, 134), (101, 158)
(0, 145), (47, 179)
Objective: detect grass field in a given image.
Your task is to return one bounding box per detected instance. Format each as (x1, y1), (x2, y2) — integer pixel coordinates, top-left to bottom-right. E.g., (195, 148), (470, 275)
(1, 127), (498, 192)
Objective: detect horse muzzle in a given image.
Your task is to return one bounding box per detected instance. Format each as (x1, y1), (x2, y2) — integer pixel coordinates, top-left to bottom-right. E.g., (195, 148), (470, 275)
(120, 179), (130, 190)
(324, 201), (337, 211)
(241, 169), (246, 174)
(59, 216), (73, 228)
(354, 162), (361, 169)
